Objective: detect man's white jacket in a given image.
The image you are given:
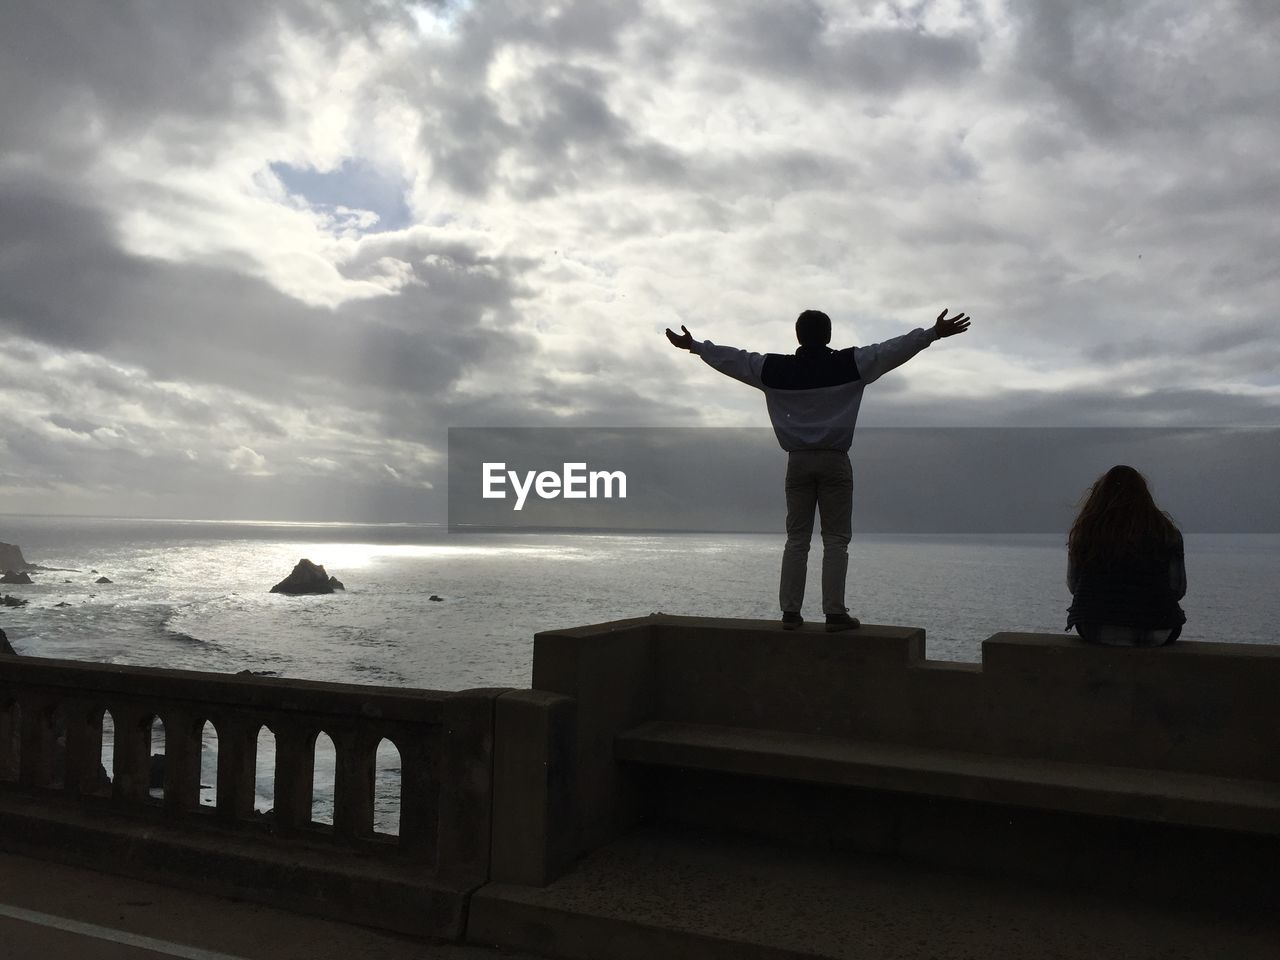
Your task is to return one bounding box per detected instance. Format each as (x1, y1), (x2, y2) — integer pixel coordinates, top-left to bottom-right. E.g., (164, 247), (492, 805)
(691, 327), (938, 452)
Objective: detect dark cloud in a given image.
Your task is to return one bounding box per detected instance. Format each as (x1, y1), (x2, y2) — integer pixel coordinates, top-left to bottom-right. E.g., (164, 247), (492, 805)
(441, 0), (647, 58)
(0, 1), (285, 159)
(511, 64), (687, 199)
(719, 1), (981, 93)
(417, 62), (686, 199)
(1192, 318), (1278, 357)
(46, 414), (101, 436)
(0, 1), (431, 153)
(861, 384), (1280, 429)
(1236, 0), (1280, 26)
(0, 330), (450, 520)
(1083, 317), (1280, 373)
(0, 180), (534, 408)
(420, 92), (517, 197)
(401, 0), (685, 199)
(1009, 0), (1276, 139)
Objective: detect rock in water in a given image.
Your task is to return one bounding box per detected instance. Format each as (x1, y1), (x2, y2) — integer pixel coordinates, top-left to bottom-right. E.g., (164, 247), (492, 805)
(0, 628), (15, 656)
(0, 542), (29, 572)
(1, 570), (33, 584)
(328, 576), (344, 590)
(1, 594), (28, 608)
(270, 559), (337, 595)
(95, 576), (112, 584)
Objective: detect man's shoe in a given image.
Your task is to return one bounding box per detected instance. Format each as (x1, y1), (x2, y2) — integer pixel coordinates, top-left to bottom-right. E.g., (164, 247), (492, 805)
(825, 612), (861, 633)
(781, 612), (804, 630)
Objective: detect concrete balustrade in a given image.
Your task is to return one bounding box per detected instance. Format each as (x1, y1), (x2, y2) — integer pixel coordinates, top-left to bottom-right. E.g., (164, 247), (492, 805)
(0, 653), (510, 937)
(0, 657), (445, 851)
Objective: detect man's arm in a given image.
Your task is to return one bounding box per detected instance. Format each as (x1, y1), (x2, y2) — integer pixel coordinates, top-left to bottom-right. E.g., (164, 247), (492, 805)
(853, 308), (971, 384)
(665, 324), (765, 389)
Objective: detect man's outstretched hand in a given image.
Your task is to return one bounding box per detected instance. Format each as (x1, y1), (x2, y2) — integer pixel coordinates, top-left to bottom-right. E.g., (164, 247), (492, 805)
(665, 324), (695, 351)
(934, 308), (971, 338)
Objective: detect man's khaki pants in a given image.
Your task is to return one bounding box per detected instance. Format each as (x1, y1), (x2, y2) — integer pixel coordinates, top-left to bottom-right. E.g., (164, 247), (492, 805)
(779, 449), (852, 616)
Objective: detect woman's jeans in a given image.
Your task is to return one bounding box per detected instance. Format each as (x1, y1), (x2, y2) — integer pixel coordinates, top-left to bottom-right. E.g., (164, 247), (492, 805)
(1076, 623), (1182, 647)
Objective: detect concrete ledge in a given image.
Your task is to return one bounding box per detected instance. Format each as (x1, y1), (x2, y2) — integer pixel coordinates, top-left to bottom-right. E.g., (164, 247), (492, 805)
(983, 632), (1280, 670)
(0, 654), (449, 722)
(617, 721), (1280, 835)
(978, 633), (1280, 779)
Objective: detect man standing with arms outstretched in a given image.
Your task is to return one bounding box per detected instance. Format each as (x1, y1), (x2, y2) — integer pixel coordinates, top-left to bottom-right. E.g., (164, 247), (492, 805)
(666, 308), (971, 631)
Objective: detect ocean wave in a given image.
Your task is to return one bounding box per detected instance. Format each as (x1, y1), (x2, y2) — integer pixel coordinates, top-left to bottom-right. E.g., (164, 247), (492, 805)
(163, 629), (218, 648)
(159, 610), (218, 649)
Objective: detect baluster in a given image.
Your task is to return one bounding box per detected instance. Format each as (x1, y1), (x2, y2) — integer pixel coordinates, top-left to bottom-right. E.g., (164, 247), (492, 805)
(332, 729), (375, 840)
(215, 716), (258, 820)
(63, 700), (105, 797)
(272, 721), (315, 831)
(17, 695), (57, 788)
(398, 734), (439, 861)
(163, 711), (202, 812)
(110, 705), (152, 804)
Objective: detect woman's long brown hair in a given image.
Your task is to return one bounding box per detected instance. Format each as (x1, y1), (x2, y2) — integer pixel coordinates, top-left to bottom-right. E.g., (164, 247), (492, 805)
(1067, 465), (1179, 566)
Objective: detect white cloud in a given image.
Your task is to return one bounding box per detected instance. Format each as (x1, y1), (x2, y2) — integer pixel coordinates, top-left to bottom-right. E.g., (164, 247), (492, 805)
(227, 445), (271, 475)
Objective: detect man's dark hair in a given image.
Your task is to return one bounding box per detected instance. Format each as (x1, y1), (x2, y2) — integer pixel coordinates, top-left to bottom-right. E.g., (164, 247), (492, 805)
(795, 310), (831, 347)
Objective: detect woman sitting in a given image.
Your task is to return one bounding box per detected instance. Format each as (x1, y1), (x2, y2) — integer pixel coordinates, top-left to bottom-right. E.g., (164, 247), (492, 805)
(1066, 465), (1186, 647)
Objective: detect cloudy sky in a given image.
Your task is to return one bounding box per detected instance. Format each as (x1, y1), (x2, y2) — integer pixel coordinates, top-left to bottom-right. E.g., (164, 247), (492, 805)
(1, 0), (1277, 522)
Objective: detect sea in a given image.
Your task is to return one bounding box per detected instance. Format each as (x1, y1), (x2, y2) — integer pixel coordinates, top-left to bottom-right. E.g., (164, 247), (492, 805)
(3, 515), (1278, 832)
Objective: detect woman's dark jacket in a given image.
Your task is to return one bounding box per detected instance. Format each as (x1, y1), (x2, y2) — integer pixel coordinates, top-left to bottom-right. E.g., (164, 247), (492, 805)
(1066, 531), (1187, 631)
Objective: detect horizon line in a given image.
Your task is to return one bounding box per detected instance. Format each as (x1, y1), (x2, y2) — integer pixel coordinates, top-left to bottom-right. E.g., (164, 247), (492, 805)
(2, 514), (1277, 536)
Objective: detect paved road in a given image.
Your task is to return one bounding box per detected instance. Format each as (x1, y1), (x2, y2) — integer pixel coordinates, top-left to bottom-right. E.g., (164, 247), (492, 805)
(0, 851), (537, 960)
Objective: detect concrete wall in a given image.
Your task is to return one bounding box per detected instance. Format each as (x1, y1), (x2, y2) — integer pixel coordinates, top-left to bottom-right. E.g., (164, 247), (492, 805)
(532, 617), (656, 853)
(490, 690), (578, 886)
(623, 616), (1278, 780)
(531, 614), (1280, 874)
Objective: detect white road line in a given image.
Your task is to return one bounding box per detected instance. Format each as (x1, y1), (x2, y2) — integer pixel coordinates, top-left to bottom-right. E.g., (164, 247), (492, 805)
(0, 902), (252, 960)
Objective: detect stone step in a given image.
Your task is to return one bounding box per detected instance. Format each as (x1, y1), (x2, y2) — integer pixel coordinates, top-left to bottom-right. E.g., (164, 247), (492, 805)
(617, 721), (1280, 834)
